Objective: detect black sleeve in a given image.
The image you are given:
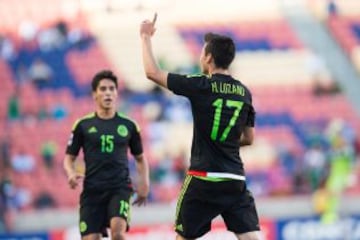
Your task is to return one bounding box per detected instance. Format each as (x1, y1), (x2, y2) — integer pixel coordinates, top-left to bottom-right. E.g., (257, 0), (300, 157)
(246, 105), (256, 127)
(129, 122), (143, 156)
(66, 121), (83, 156)
(167, 73), (204, 97)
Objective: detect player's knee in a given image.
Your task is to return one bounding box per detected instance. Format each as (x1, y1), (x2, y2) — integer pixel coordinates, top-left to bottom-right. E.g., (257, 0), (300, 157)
(236, 231), (262, 240)
(176, 234), (195, 240)
(111, 232), (126, 240)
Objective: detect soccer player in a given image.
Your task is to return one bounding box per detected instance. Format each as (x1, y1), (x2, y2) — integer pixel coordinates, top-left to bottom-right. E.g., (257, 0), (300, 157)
(63, 70), (150, 240)
(140, 14), (261, 240)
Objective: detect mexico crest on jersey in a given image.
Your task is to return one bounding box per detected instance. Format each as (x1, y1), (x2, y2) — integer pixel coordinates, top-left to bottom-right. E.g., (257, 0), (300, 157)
(117, 125), (128, 137)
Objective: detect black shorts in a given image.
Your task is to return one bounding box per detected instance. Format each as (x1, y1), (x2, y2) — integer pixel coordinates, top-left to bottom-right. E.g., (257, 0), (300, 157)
(79, 188), (133, 236)
(175, 175), (260, 239)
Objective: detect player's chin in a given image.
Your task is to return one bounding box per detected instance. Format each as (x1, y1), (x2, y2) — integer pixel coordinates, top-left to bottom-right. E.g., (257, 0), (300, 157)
(102, 102), (114, 109)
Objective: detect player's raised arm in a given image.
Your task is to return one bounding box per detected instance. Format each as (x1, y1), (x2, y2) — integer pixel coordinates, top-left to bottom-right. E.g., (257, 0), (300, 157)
(140, 13), (169, 88)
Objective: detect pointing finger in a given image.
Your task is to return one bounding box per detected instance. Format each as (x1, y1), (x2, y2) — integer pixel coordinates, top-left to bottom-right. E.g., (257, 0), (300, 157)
(152, 12), (157, 25)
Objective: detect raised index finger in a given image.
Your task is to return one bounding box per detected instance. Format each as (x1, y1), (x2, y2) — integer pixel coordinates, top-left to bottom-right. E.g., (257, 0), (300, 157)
(152, 12), (157, 25)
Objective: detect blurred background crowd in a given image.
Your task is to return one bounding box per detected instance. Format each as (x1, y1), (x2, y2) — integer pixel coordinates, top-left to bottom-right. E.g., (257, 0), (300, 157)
(0, 0), (360, 235)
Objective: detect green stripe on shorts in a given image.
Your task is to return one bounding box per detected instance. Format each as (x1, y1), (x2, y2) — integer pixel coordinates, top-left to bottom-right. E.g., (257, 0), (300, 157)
(175, 175), (192, 222)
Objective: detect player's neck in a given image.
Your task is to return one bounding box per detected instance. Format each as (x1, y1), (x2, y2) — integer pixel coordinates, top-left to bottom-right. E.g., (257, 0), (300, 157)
(209, 68), (230, 76)
(96, 109), (116, 119)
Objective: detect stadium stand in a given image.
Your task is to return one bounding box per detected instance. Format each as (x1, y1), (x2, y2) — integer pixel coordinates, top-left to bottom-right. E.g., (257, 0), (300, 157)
(0, 2), (359, 236)
(306, 0), (360, 73)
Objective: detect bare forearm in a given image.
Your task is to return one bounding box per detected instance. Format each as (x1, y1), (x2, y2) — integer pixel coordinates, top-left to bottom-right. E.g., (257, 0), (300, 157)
(142, 36), (159, 79)
(63, 155), (76, 176)
(135, 155), (150, 190)
(240, 138), (252, 146)
(240, 128), (254, 146)
(141, 35), (168, 87)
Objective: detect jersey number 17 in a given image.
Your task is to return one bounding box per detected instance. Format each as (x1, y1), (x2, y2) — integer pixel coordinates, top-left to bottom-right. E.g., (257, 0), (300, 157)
(210, 98), (244, 142)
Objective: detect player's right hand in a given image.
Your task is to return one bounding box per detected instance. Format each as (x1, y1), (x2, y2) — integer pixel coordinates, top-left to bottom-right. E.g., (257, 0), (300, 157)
(140, 12), (157, 37)
(67, 172), (83, 189)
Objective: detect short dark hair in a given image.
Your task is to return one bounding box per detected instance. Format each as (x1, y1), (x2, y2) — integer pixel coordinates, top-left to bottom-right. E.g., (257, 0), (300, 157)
(91, 70), (118, 91)
(204, 32), (235, 69)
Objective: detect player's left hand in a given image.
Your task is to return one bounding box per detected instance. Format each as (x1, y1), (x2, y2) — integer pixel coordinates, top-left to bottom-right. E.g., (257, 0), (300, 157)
(132, 194), (147, 206)
(140, 13), (157, 37)
(132, 181), (149, 206)
(68, 173), (83, 189)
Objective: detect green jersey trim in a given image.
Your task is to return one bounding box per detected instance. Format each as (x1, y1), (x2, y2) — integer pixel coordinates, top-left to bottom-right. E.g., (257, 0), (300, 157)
(117, 112), (141, 132)
(72, 112), (96, 131)
(186, 73), (209, 78)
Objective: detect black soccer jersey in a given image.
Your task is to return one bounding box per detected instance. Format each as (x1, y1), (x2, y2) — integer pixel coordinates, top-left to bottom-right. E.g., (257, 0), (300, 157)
(66, 112), (143, 191)
(168, 73), (255, 178)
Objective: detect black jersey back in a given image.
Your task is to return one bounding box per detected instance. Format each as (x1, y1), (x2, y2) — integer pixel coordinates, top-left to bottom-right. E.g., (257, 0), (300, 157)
(168, 73), (255, 176)
(66, 112), (143, 191)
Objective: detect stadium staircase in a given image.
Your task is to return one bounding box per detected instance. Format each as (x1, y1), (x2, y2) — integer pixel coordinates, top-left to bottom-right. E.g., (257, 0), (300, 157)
(282, 2), (360, 115)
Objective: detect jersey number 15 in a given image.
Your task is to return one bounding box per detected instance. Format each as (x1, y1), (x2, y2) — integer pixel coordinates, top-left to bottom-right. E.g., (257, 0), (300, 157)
(101, 134), (114, 153)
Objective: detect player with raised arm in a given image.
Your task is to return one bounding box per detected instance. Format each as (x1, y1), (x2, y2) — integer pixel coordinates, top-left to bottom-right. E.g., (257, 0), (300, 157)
(63, 70), (150, 240)
(140, 14), (261, 240)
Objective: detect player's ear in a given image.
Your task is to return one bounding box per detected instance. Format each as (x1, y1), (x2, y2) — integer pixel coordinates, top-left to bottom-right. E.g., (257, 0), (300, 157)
(92, 91), (97, 100)
(205, 53), (213, 65)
